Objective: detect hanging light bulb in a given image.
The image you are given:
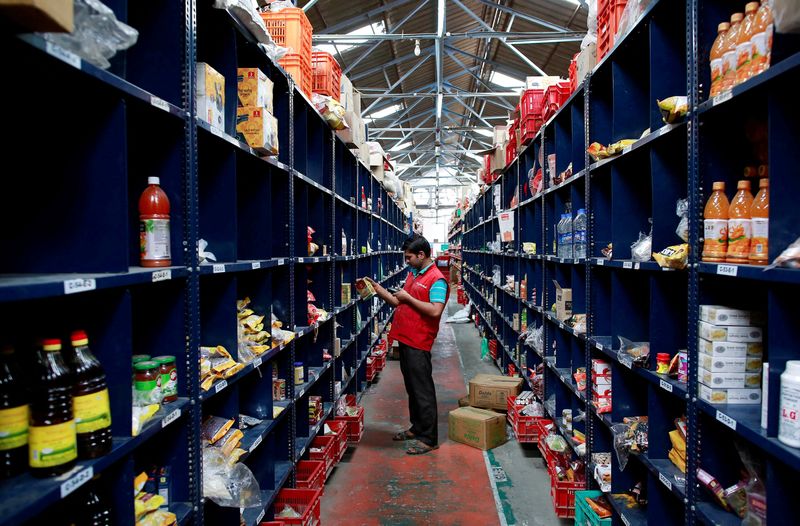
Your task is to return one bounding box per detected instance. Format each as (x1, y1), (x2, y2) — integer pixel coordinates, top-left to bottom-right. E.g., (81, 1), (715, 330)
(414, 39), (420, 56)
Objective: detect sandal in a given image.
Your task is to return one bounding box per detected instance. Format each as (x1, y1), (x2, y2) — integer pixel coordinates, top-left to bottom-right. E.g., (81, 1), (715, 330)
(406, 440), (438, 455)
(392, 430), (416, 441)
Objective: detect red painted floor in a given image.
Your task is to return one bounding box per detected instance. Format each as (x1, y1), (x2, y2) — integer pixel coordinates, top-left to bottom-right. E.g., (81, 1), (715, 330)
(321, 321), (501, 526)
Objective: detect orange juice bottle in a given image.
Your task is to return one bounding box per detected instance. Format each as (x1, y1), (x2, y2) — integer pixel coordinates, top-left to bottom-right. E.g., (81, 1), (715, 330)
(735, 3), (759, 85)
(710, 22), (730, 97)
(727, 180), (754, 264)
(749, 179), (769, 265)
(751, 0), (774, 76)
(703, 182), (730, 262)
(720, 13), (744, 93)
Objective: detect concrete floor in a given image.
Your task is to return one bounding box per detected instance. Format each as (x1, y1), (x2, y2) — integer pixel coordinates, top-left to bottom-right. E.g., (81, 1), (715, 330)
(320, 301), (569, 526)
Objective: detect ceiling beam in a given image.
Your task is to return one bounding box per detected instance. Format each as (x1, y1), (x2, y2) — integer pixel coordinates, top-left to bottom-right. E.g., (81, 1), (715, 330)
(472, 0), (575, 33)
(350, 46), (434, 82)
(312, 32), (585, 42)
(314, 0), (418, 34)
(361, 54), (432, 115)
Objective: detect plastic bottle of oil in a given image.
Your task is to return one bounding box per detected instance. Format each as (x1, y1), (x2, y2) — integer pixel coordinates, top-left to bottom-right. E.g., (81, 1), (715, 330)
(29, 339), (77, 477)
(66, 331), (112, 459)
(0, 346), (28, 478)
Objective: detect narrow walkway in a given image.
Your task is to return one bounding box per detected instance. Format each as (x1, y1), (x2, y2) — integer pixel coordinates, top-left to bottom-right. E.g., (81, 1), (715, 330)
(321, 301), (567, 526)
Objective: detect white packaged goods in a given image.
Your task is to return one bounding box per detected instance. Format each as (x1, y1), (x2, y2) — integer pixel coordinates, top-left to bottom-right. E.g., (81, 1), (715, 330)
(197, 63), (225, 129)
(779, 361), (800, 447)
(761, 362), (769, 429)
(592, 374), (611, 387)
(699, 353), (762, 373)
(698, 338), (763, 358)
(699, 305), (764, 326)
(698, 321), (763, 343)
(592, 359), (610, 376)
(698, 368), (761, 389)
(699, 384), (762, 405)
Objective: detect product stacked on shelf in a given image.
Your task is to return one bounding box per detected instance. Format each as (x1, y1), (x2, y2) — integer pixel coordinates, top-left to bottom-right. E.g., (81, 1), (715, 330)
(0, 3), (408, 524)
(452, 1), (800, 523)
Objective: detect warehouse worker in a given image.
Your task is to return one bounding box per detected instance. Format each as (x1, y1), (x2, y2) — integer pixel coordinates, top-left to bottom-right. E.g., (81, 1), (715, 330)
(366, 234), (449, 455)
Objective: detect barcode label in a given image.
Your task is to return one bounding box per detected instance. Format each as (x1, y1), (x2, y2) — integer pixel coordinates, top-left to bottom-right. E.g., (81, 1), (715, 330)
(252, 357), (263, 368)
(64, 278), (96, 295)
(716, 410), (736, 430)
(252, 261), (261, 270)
(660, 472), (673, 491)
(660, 379), (673, 393)
(212, 264), (225, 274)
(278, 259), (285, 265)
(162, 409), (181, 428)
(152, 269), (172, 282)
(60, 467), (93, 498)
(622, 145), (632, 155)
(150, 96), (170, 112)
(214, 379), (228, 393)
(623, 261), (633, 269)
(596, 342), (603, 350)
(46, 42), (81, 69)
(713, 91), (733, 106)
(634, 263), (640, 270)
(250, 435), (263, 453)
(717, 264), (738, 277)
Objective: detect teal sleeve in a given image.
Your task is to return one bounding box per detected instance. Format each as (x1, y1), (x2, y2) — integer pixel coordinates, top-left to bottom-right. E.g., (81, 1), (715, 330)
(429, 279), (448, 304)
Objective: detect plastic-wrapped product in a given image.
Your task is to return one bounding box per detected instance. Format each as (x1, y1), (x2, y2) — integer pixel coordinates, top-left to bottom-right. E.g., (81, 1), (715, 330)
(202, 448), (264, 508)
(213, 0), (273, 45)
(617, 336), (650, 368)
(766, 236), (800, 269)
(653, 244), (689, 269)
(631, 229), (652, 262)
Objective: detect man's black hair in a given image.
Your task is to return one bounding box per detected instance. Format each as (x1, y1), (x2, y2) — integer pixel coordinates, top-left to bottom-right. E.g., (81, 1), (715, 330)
(402, 234), (432, 257)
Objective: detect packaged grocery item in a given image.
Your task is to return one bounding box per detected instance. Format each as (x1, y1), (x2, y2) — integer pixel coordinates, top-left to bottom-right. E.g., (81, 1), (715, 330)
(0, 346), (28, 478)
(779, 360), (800, 447)
(699, 384), (762, 404)
(605, 139), (636, 155)
(237, 67), (273, 113)
(698, 321), (763, 343)
(727, 180), (754, 264)
(710, 22), (731, 97)
(699, 338), (764, 360)
(656, 353), (670, 374)
(749, 178), (769, 264)
(700, 305), (764, 326)
(587, 142), (608, 161)
(720, 13), (744, 93)
(631, 230), (652, 262)
(617, 337), (650, 368)
(66, 331), (112, 459)
(139, 177), (171, 267)
(153, 355), (177, 403)
(698, 468), (730, 511)
(653, 244), (689, 269)
(698, 368), (761, 389)
(201, 416), (235, 445)
(236, 107), (278, 155)
(699, 353), (761, 373)
(735, 3), (760, 85)
(751, 0), (773, 75)
(196, 62), (225, 129)
(703, 182), (729, 262)
(354, 278), (376, 299)
(657, 96), (688, 123)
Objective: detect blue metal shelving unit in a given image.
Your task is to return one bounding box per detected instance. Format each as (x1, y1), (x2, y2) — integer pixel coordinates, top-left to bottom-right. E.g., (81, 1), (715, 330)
(453, 1), (800, 524)
(0, 2), (407, 524)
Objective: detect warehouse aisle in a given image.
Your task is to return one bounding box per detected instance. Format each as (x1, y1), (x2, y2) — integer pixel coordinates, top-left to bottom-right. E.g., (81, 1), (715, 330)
(321, 301), (567, 526)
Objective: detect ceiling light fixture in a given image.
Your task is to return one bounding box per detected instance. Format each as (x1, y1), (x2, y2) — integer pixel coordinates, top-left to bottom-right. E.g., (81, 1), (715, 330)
(414, 39), (420, 56)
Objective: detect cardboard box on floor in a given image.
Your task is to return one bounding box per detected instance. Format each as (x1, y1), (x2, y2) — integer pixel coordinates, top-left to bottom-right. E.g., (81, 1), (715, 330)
(468, 373), (523, 410)
(448, 406), (507, 450)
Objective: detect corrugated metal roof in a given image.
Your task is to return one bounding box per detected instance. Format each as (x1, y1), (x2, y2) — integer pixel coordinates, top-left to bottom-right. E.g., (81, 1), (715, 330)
(302, 0), (588, 184)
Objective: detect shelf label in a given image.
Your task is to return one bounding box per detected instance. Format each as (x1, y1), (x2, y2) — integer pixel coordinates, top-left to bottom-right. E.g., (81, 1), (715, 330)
(621, 513), (630, 526)
(297, 389), (305, 398)
(634, 263), (640, 270)
(713, 90), (733, 106)
(162, 408), (181, 428)
(659, 472), (673, 491)
(46, 42), (81, 69)
(256, 510), (265, 523)
(210, 125), (224, 139)
(716, 410), (737, 430)
(212, 264), (225, 274)
(150, 95), (170, 113)
(278, 259), (285, 266)
(152, 269), (172, 282)
(660, 379), (673, 393)
(60, 467), (93, 498)
(622, 145), (632, 155)
(252, 357), (263, 369)
(623, 261), (633, 269)
(717, 264), (738, 277)
(64, 278), (97, 295)
(596, 342), (603, 350)
(597, 259), (604, 266)
(251, 261), (261, 270)
(250, 435), (263, 453)
(214, 379), (228, 394)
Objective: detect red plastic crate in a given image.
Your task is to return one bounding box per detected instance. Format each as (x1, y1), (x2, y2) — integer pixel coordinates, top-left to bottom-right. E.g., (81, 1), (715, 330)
(597, 0), (628, 60)
(520, 89), (546, 122)
(333, 395), (365, 443)
(549, 469), (584, 519)
(366, 358), (378, 382)
(295, 460), (325, 491)
(505, 137), (517, 167)
(311, 51), (342, 100)
(271, 488), (322, 526)
(261, 8), (312, 62)
(569, 53), (578, 93)
(545, 82), (572, 115)
(520, 115), (543, 145)
(279, 53), (312, 97)
(308, 435), (336, 478)
(325, 420), (348, 462)
(488, 339), (498, 360)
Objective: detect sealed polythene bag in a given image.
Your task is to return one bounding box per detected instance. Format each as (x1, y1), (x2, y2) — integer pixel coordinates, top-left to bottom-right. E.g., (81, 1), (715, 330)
(498, 211), (515, 242)
(617, 336), (650, 369)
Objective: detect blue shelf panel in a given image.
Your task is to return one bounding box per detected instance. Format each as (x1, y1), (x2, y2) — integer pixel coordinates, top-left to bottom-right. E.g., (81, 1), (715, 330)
(588, 122), (685, 172)
(542, 168), (589, 197)
(238, 403), (292, 463)
(590, 258), (678, 273)
(294, 170), (333, 196)
(544, 312), (586, 341)
(698, 262), (800, 284)
(544, 255), (587, 265)
(606, 493), (648, 526)
(638, 455), (687, 501)
(0, 266), (189, 302)
(201, 344), (289, 402)
(293, 361), (335, 401)
(296, 256), (335, 264)
(198, 258), (288, 275)
(0, 399), (188, 525)
(196, 118), (289, 171)
(172, 502), (193, 525)
(696, 501), (741, 526)
(294, 315), (334, 340)
(544, 357), (587, 403)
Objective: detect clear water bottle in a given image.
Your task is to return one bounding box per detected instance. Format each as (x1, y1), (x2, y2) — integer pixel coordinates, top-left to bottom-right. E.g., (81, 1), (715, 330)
(555, 214), (566, 257)
(574, 208), (587, 259)
(563, 212), (573, 259)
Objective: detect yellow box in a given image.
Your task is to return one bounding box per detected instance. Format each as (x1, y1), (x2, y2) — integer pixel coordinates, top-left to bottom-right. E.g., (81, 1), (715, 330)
(235, 107), (278, 155)
(196, 63), (225, 130)
(237, 68), (274, 113)
(0, 0), (73, 32)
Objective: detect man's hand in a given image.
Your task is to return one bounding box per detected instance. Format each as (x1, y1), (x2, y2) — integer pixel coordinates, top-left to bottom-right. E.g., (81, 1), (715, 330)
(364, 276), (377, 287)
(393, 289), (412, 304)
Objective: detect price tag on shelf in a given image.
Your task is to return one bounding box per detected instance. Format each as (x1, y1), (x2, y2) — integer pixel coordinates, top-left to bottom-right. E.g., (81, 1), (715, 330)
(250, 435), (263, 453)
(210, 125), (224, 139)
(278, 259), (285, 266)
(64, 278), (97, 295)
(152, 269), (172, 282)
(621, 513), (630, 526)
(713, 90), (733, 106)
(659, 472), (673, 491)
(597, 259), (604, 266)
(716, 410), (737, 430)
(623, 261), (633, 269)
(660, 379), (673, 393)
(214, 379), (228, 394)
(256, 510), (265, 523)
(622, 145), (632, 155)
(298, 389), (305, 399)
(212, 264), (225, 274)
(251, 261), (261, 270)
(60, 467), (93, 498)
(150, 96), (170, 113)
(596, 342), (603, 351)
(46, 42), (81, 69)
(252, 357), (263, 368)
(162, 408), (181, 428)
(717, 264), (738, 277)
(634, 263), (640, 270)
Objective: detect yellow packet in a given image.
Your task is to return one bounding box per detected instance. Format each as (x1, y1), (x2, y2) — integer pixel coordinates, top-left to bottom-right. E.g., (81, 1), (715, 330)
(653, 244), (689, 269)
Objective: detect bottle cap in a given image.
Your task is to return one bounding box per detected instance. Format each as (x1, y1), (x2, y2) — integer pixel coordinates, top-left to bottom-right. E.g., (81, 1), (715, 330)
(42, 339), (62, 351)
(731, 13), (743, 23)
(718, 22), (730, 32)
(70, 330), (89, 347)
(134, 361), (159, 371)
(153, 355), (176, 365)
(786, 361), (800, 376)
(737, 180), (751, 190)
(712, 181), (725, 190)
(148, 177), (160, 185)
(746, 2), (759, 12)
(759, 178), (769, 188)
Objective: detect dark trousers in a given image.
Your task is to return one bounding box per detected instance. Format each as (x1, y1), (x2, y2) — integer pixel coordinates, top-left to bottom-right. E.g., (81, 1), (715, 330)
(398, 342), (438, 446)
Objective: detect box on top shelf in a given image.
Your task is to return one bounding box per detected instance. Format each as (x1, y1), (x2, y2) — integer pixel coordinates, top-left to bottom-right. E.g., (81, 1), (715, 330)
(236, 107), (279, 155)
(197, 62), (225, 130)
(448, 406), (508, 450)
(524, 75), (562, 92)
(340, 73), (354, 112)
(0, 0), (73, 32)
(699, 305), (765, 327)
(576, 43), (596, 84)
(237, 68), (274, 114)
(698, 321), (763, 343)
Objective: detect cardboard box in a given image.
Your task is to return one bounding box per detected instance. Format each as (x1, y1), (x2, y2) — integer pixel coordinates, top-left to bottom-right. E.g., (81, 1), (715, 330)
(524, 76), (562, 91)
(341, 283), (352, 305)
(236, 107), (278, 155)
(698, 338), (763, 358)
(700, 305), (764, 327)
(592, 373), (612, 387)
(353, 91), (362, 116)
(698, 321), (763, 343)
(698, 368), (762, 389)
(237, 68), (274, 113)
(448, 406), (507, 450)
(592, 386), (612, 398)
(340, 73), (354, 112)
(0, 0), (73, 32)
(698, 384), (762, 405)
(468, 374), (523, 410)
(553, 280), (572, 321)
(592, 359), (611, 376)
(493, 125), (509, 146)
(197, 63), (225, 130)
(576, 43), (596, 84)
(699, 353), (762, 373)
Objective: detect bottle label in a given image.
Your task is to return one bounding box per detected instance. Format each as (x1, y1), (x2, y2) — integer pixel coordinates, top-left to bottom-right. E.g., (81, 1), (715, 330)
(750, 217), (769, 259)
(703, 219), (728, 257)
(73, 389), (112, 434)
(722, 49), (737, 80)
(0, 405), (29, 450)
(780, 382), (800, 443)
(710, 57), (724, 95)
(751, 31), (768, 72)
(735, 41), (753, 82)
(161, 369), (178, 397)
(140, 219), (171, 261)
(727, 218), (752, 258)
(29, 421), (77, 468)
